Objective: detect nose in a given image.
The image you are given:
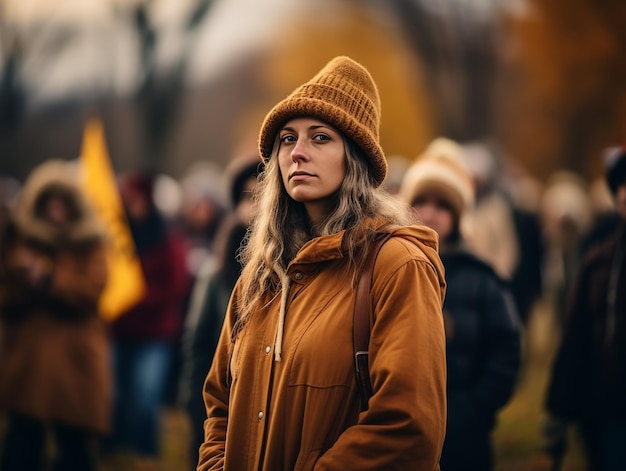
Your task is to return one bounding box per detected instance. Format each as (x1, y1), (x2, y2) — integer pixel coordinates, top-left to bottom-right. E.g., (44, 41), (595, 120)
(291, 138), (309, 163)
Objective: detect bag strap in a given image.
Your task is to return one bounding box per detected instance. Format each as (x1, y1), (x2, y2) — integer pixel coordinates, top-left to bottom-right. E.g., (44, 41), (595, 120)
(353, 225), (398, 411)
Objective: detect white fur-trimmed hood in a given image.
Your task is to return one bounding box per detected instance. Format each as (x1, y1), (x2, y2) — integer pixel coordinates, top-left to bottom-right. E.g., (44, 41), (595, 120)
(13, 159), (105, 246)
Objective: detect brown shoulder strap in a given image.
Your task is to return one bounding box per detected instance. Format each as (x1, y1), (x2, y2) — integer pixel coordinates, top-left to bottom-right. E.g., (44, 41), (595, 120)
(353, 225), (398, 411)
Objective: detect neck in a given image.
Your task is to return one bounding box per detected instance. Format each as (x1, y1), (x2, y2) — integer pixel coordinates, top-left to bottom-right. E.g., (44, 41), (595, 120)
(304, 202), (331, 229)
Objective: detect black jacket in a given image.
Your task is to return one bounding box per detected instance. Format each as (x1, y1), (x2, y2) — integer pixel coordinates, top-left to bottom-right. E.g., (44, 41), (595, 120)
(546, 223), (626, 422)
(440, 248), (522, 469)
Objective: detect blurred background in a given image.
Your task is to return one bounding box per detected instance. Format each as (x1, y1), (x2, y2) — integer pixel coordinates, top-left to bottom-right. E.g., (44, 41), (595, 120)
(1, 0), (625, 181)
(1, 0), (626, 470)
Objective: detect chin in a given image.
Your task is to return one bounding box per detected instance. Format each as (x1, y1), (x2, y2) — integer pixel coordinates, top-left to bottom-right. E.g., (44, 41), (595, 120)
(289, 190), (316, 203)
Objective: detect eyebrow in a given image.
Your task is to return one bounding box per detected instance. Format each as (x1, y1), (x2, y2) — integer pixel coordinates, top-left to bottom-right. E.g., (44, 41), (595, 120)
(280, 124), (333, 133)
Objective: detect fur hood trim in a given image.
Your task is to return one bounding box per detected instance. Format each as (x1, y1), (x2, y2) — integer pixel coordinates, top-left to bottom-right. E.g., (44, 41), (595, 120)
(13, 159), (105, 246)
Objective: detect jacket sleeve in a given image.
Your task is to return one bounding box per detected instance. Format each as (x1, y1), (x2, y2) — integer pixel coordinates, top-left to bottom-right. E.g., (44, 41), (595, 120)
(180, 268), (214, 405)
(470, 276), (522, 425)
(196, 286), (238, 471)
(315, 255), (447, 470)
(0, 232), (52, 319)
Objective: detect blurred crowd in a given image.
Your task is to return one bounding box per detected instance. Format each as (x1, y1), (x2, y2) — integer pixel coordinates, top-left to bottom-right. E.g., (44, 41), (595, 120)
(0, 138), (624, 471)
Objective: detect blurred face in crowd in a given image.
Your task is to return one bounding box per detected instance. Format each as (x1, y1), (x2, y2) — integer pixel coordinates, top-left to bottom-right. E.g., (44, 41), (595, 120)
(44, 195), (70, 226)
(124, 190), (151, 222)
(277, 117), (346, 226)
(35, 188), (79, 227)
(411, 194), (455, 241)
(186, 198), (221, 233)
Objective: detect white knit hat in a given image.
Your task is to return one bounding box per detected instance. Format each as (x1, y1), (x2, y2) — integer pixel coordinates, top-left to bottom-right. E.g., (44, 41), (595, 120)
(399, 137), (475, 219)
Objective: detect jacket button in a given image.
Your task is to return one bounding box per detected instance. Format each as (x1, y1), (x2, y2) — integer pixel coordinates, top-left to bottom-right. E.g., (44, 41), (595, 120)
(258, 411), (264, 420)
(265, 345), (271, 354)
(294, 272), (303, 280)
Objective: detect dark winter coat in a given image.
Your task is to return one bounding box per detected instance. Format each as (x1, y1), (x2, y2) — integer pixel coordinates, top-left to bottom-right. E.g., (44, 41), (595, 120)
(546, 223), (626, 422)
(439, 248), (521, 469)
(0, 160), (112, 434)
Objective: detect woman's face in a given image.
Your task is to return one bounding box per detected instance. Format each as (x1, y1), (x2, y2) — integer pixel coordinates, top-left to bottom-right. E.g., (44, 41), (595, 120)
(411, 194), (456, 240)
(277, 117), (346, 225)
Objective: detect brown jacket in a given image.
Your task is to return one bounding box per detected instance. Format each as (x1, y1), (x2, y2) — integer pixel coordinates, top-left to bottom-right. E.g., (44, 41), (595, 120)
(198, 222), (447, 470)
(0, 160), (112, 434)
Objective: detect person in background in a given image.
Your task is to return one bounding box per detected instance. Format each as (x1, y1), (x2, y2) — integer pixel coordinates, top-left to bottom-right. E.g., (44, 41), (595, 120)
(197, 56), (447, 470)
(179, 152), (261, 469)
(539, 171), (593, 329)
(178, 162), (228, 279)
(542, 145), (626, 471)
(0, 160), (111, 471)
(108, 171), (191, 460)
(462, 142), (543, 326)
(578, 148), (625, 259)
(506, 164), (545, 328)
(461, 142), (519, 283)
(400, 138), (522, 471)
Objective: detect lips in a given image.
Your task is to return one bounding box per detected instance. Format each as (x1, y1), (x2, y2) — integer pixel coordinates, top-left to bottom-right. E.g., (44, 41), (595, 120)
(289, 171), (314, 180)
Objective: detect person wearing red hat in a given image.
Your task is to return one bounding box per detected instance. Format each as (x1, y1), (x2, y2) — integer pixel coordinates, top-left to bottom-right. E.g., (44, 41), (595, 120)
(197, 56), (447, 470)
(107, 171), (191, 460)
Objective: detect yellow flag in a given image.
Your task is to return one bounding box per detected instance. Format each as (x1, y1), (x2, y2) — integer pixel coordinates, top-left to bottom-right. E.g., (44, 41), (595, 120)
(78, 117), (146, 320)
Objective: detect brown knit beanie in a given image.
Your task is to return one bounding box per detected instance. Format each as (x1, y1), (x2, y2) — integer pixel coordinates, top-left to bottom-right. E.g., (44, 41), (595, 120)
(399, 137), (475, 220)
(258, 56), (387, 186)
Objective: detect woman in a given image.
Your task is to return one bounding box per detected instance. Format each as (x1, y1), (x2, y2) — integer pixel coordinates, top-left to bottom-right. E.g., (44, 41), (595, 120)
(197, 56), (447, 470)
(0, 159), (111, 471)
(399, 138), (521, 471)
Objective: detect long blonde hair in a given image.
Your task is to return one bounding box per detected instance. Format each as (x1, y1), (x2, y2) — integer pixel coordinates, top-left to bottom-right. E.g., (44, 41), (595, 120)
(234, 136), (417, 334)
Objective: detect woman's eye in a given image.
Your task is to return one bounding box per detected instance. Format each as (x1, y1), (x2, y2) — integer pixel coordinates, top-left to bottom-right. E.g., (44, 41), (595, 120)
(313, 134), (330, 142)
(280, 135), (296, 144)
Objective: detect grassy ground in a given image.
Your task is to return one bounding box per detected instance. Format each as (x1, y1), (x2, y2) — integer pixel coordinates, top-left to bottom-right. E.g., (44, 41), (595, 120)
(492, 298), (587, 471)
(2, 299), (589, 471)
